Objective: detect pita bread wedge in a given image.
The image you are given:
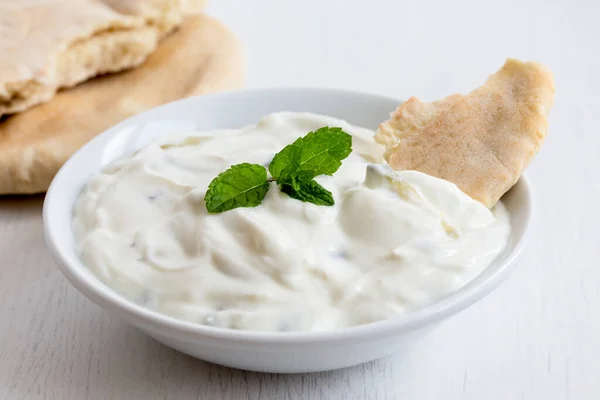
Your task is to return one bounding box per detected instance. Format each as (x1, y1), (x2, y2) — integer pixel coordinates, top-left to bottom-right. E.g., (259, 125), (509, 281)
(375, 58), (554, 208)
(0, 0), (203, 116)
(0, 15), (244, 195)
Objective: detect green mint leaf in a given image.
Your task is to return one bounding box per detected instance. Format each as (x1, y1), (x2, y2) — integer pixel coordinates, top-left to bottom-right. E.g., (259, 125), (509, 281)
(280, 178), (334, 206)
(295, 127), (352, 178)
(269, 127), (352, 182)
(268, 136), (301, 180)
(205, 163), (269, 213)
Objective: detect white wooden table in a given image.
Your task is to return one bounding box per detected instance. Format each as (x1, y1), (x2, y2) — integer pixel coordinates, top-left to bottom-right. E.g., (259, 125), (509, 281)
(1, 1), (598, 398)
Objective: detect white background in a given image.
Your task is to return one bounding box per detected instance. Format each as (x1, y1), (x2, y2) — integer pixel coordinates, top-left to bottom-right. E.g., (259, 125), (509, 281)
(1, 0), (599, 399)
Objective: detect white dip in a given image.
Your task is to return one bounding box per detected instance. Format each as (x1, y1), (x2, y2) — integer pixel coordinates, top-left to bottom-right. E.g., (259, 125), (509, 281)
(73, 112), (511, 332)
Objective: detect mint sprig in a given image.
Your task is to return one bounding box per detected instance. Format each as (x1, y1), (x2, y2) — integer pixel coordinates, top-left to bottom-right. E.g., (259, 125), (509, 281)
(204, 163), (270, 213)
(205, 126), (352, 213)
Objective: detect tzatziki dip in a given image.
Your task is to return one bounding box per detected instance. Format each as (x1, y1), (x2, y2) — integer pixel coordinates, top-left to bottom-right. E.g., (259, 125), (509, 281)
(73, 112), (511, 332)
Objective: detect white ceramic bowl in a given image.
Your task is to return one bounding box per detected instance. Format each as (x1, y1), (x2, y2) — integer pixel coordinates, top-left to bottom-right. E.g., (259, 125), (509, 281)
(43, 88), (532, 373)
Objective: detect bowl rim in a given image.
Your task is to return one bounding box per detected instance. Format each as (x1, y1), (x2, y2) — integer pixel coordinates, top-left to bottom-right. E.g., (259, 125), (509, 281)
(43, 87), (532, 345)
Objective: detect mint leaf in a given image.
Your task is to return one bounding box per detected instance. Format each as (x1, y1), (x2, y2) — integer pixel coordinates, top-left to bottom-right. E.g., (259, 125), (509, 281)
(295, 127), (352, 178)
(281, 178), (334, 206)
(268, 136), (301, 180)
(269, 127), (352, 181)
(205, 163), (269, 213)
(206, 126), (353, 213)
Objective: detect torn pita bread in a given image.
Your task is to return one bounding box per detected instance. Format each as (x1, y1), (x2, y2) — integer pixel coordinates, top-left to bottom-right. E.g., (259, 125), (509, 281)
(0, 0), (203, 116)
(375, 58), (554, 208)
(0, 15), (244, 195)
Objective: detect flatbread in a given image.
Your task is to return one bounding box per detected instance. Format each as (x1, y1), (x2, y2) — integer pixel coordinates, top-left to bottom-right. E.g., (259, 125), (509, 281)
(375, 58), (554, 208)
(0, 0), (202, 116)
(0, 15), (244, 195)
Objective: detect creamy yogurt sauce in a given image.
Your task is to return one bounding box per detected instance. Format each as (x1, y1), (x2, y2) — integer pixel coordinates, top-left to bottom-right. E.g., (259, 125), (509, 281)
(73, 112), (511, 332)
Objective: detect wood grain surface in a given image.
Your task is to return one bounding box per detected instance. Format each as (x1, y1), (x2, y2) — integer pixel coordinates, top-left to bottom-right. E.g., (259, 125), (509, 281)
(1, 0), (599, 399)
